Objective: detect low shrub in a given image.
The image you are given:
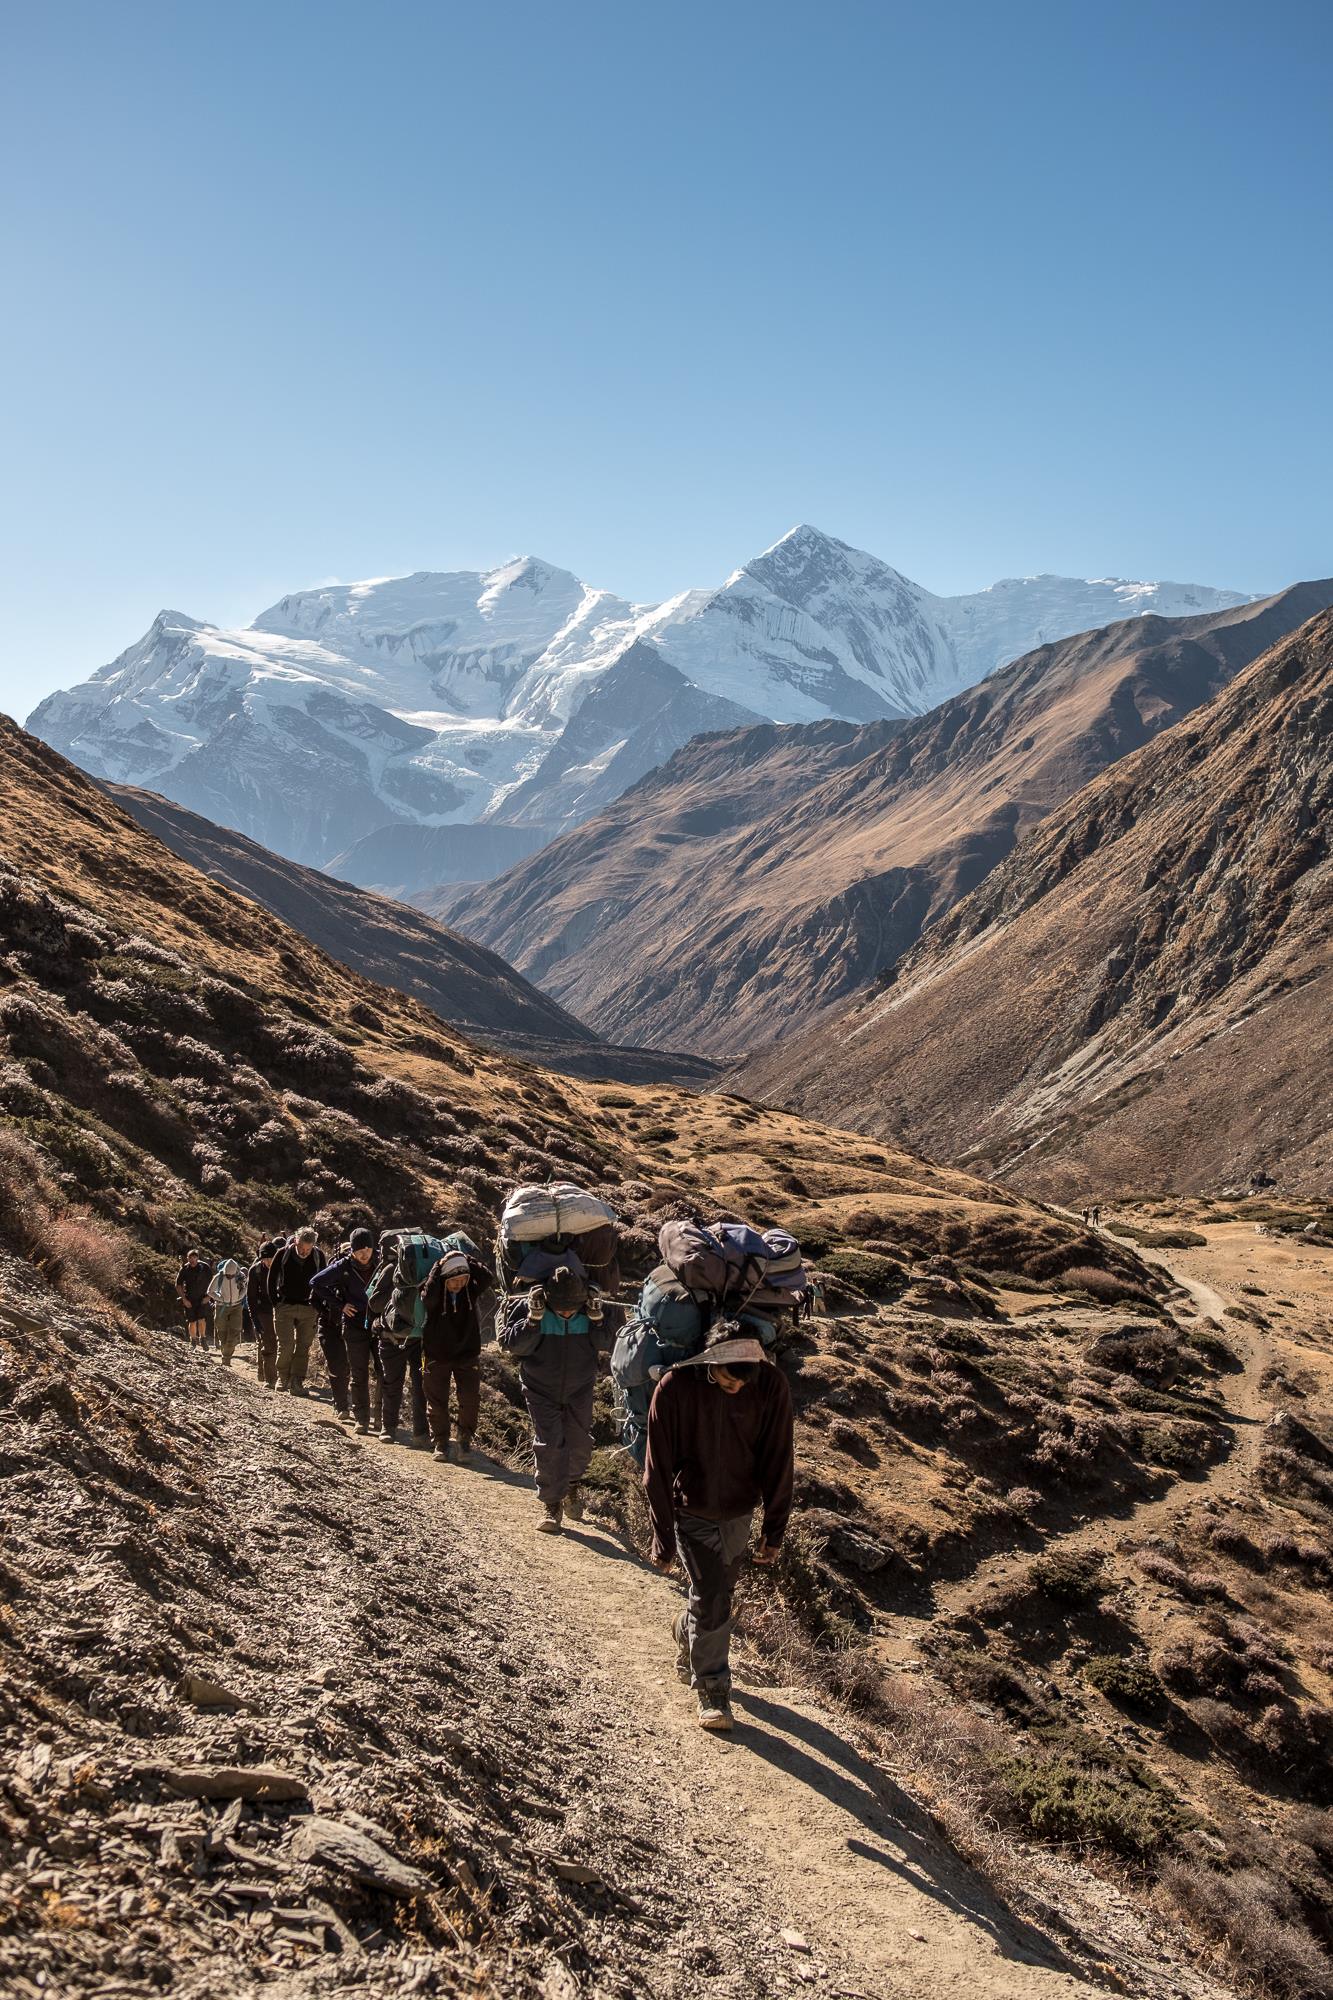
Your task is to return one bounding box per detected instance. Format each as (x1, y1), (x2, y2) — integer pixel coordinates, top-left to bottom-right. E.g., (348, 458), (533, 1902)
(1083, 1654), (1166, 1710)
(984, 1742), (1185, 1858)
(1161, 1859), (1333, 2000)
(1028, 1549), (1105, 1603)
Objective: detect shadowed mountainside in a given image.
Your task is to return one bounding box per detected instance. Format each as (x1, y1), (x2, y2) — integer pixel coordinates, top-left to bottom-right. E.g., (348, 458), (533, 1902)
(740, 608), (1333, 1199)
(452, 584), (1333, 1058)
(100, 779), (718, 1086)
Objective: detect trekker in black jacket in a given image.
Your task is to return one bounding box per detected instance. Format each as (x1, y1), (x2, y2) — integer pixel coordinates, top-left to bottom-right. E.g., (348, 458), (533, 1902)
(420, 1248), (495, 1464)
(266, 1227), (326, 1394)
(176, 1250), (212, 1348)
(309, 1228), (377, 1429)
(246, 1241), (279, 1388)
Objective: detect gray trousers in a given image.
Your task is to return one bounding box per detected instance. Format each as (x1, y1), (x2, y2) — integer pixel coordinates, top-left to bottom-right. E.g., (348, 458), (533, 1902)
(522, 1375), (595, 1506)
(676, 1511), (753, 1693)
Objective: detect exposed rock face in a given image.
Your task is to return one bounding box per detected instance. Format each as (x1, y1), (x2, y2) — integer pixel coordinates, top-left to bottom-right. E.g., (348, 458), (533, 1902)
(741, 608), (1333, 1197)
(454, 584), (1333, 1057)
(25, 529), (1248, 892)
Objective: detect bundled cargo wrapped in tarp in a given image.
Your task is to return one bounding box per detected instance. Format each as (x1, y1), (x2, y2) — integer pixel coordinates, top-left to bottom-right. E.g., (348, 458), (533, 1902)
(501, 1183), (616, 1242)
(496, 1183), (621, 1297)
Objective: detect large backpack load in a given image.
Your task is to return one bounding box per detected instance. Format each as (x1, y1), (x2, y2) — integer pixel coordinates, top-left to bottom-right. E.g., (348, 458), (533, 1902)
(657, 1219), (810, 1313)
(496, 1182), (621, 1297)
(612, 1221), (812, 1463)
(368, 1229), (446, 1339)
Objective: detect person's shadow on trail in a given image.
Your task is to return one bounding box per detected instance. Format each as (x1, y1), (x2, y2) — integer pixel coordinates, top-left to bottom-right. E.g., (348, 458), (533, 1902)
(730, 1688), (1096, 1983)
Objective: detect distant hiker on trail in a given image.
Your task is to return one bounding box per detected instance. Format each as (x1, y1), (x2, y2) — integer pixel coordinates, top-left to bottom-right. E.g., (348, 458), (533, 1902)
(421, 1245), (495, 1465)
(644, 1324), (795, 1734)
(500, 1263), (606, 1536)
(206, 1257), (246, 1367)
(176, 1250), (211, 1348)
(309, 1228), (378, 1429)
(266, 1226), (326, 1395)
(247, 1241), (279, 1388)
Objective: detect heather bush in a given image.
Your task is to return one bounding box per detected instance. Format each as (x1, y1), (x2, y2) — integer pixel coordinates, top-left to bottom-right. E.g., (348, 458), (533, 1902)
(983, 1739), (1185, 1859)
(1161, 1859), (1333, 2000)
(259, 1018), (357, 1086)
(1083, 1654), (1166, 1710)
(1028, 1549), (1105, 1603)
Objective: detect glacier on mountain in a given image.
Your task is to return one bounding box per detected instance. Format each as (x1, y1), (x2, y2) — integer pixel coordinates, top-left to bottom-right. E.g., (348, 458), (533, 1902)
(26, 528), (1250, 889)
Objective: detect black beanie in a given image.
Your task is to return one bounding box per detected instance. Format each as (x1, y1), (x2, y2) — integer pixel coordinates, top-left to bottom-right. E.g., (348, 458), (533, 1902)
(349, 1227), (375, 1252)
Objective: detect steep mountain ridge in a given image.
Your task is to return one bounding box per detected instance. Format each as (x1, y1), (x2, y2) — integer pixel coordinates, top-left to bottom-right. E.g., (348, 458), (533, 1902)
(740, 608), (1333, 1196)
(99, 780), (718, 1085)
(454, 583), (1332, 1057)
(27, 528), (1247, 891)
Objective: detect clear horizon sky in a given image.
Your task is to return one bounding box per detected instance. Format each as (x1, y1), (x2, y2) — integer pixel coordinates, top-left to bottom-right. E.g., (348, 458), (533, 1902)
(3, 0), (1330, 719)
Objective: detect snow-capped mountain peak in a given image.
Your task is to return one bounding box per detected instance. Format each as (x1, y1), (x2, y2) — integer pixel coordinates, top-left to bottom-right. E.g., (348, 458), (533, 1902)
(27, 535), (1252, 889)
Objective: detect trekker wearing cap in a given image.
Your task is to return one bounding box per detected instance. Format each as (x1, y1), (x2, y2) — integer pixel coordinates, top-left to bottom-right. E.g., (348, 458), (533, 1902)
(643, 1325), (795, 1734)
(309, 1228), (377, 1428)
(247, 1242), (279, 1388)
(420, 1246), (495, 1464)
(266, 1226), (326, 1395)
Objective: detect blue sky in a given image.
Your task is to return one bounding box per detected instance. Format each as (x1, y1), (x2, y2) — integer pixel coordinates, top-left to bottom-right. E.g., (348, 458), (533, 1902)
(2, 0), (1329, 717)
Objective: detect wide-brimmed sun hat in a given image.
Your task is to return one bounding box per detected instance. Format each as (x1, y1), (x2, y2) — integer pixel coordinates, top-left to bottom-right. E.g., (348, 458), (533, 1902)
(675, 1325), (771, 1370)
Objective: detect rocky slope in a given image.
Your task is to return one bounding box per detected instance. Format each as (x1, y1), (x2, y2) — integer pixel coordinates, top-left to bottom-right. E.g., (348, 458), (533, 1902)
(8, 717), (1333, 1995)
(26, 530), (1247, 892)
(454, 584), (1332, 1058)
(0, 710), (1126, 1320)
(101, 779), (718, 1086)
(740, 609), (1333, 1199)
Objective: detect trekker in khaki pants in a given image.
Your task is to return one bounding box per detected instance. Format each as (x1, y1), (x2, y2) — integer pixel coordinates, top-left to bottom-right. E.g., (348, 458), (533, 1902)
(266, 1226), (325, 1395)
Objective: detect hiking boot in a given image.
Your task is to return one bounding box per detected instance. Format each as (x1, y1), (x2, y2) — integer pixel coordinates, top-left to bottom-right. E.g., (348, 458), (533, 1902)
(334, 1405), (351, 1422)
(696, 1685), (733, 1733)
(672, 1611), (691, 1684)
(536, 1503), (563, 1536)
(432, 1446), (448, 1464)
(354, 1421), (370, 1435)
(378, 1427), (399, 1446)
(455, 1436), (473, 1465)
(291, 1383), (309, 1399)
(563, 1485), (585, 1523)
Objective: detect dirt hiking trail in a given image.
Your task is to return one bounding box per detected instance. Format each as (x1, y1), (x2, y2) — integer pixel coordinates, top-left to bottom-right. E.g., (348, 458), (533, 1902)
(285, 1388), (1226, 2000)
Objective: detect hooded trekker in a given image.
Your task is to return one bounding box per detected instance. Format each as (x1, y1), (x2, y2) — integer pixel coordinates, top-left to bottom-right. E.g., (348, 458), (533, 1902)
(644, 1324), (794, 1734)
(503, 1263), (605, 1535)
(247, 1241), (279, 1388)
(206, 1256), (246, 1366)
(420, 1246), (495, 1464)
(309, 1228), (377, 1428)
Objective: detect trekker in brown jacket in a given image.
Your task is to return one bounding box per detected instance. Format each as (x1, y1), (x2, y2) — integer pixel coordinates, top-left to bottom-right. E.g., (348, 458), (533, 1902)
(644, 1324), (794, 1734)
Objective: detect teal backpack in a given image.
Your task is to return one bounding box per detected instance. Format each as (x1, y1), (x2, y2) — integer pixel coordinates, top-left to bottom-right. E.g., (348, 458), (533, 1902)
(381, 1230), (445, 1338)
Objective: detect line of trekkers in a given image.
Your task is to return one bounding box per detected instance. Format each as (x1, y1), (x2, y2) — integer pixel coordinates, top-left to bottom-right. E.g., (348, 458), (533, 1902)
(176, 1182), (805, 1731)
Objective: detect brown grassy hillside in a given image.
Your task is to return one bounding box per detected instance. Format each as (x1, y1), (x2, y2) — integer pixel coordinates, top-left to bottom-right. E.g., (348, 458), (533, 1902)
(0, 713), (1121, 1318)
(451, 584), (1333, 1058)
(102, 778), (719, 1087)
(8, 715), (1333, 1993)
(740, 609), (1333, 1201)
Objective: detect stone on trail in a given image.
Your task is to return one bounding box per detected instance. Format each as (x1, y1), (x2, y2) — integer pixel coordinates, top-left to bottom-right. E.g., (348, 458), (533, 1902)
(288, 1814), (429, 1896)
(780, 1926), (812, 1953)
(146, 1763), (309, 1802)
(176, 1671), (249, 1710)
